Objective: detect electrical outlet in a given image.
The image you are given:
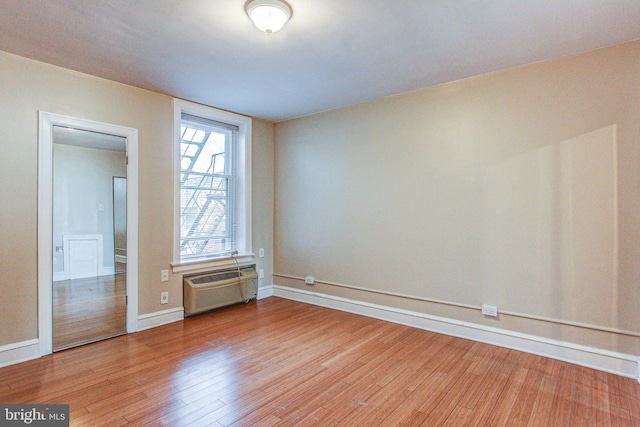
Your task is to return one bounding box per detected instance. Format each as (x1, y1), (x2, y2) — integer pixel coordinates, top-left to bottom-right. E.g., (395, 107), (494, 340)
(259, 248), (265, 258)
(481, 304), (498, 317)
(161, 292), (169, 304)
(161, 270), (169, 282)
(259, 269), (264, 279)
(305, 276), (314, 285)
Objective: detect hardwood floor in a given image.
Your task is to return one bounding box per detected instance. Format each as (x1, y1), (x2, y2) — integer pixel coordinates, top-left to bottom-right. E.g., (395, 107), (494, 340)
(53, 273), (127, 351)
(2, 297), (639, 426)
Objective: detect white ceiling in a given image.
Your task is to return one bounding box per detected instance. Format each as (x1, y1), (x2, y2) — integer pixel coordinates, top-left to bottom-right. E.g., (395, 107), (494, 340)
(1, 1), (639, 122)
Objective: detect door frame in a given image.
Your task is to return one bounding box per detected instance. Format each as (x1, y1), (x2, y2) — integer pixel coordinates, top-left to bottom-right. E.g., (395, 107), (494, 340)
(38, 111), (139, 355)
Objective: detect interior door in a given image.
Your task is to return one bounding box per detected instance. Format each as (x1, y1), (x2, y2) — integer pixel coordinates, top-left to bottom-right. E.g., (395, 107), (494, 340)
(52, 125), (128, 351)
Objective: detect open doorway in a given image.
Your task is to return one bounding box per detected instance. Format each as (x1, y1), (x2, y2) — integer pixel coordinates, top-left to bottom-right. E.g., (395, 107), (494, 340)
(38, 112), (138, 356)
(113, 176), (127, 275)
(52, 127), (127, 350)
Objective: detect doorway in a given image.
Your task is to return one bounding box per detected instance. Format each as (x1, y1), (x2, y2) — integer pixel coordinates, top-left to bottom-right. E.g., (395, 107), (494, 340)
(52, 127), (127, 350)
(113, 176), (127, 274)
(38, 112), (138, 356)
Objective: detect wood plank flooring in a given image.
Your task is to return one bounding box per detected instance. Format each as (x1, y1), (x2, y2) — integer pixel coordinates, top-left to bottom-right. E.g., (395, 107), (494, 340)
(53, 273), (127, 351)
(2, 297), (639, 426)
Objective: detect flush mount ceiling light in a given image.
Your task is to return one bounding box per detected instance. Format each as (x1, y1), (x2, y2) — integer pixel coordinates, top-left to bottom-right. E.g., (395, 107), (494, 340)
(245, 0), (292, 34)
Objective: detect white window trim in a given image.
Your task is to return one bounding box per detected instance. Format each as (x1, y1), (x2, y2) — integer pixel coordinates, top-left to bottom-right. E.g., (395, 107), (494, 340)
(172, 99), (253, 273)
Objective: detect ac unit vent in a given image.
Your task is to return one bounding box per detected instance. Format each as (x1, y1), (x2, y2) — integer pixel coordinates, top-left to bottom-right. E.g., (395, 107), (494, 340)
(190, 271), (239, 285)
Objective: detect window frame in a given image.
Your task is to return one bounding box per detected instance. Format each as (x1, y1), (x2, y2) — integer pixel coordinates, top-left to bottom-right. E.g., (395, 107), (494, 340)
(172, 99), (252, 273)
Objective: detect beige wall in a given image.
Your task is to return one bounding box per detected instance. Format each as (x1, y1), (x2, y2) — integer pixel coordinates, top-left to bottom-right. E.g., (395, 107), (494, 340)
(0, 51), (274, 347)
(274, 41), (640, 354)
(252, 119), (275, 288)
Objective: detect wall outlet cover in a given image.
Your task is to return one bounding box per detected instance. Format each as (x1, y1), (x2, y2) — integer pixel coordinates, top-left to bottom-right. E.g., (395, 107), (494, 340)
(481, 304), (498, 317)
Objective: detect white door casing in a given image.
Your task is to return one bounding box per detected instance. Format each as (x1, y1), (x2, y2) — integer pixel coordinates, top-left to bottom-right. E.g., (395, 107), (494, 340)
(38, 112), (139, 356)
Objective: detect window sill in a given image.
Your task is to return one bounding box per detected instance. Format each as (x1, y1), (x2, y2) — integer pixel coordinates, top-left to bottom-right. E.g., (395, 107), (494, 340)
(171, 254), (254, 274)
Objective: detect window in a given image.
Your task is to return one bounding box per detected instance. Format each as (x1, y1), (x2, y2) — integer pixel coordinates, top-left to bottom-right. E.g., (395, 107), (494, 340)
(173, 99), (252, 271)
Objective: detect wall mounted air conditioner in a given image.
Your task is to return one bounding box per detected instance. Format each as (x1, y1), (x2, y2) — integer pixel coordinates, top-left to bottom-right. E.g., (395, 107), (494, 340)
(183, 266), (258, 316)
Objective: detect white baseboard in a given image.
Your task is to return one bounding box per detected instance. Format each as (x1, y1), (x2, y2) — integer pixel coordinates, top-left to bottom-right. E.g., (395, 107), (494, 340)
(52, 266), (116, 282)
(273, 285), (640, 381)
(0, 339), (40, 369)
(137, 307), (184, 332)
(257, 285), (273, 300)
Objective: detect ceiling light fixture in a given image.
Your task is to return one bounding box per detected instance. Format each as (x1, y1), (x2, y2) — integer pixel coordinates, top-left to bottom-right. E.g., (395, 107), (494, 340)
(245, 0), (292, 35)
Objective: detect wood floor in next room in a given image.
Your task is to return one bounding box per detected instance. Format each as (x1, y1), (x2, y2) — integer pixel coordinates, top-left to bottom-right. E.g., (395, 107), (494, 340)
(1, 297), (639, 426)
(53, 273), (126, 351)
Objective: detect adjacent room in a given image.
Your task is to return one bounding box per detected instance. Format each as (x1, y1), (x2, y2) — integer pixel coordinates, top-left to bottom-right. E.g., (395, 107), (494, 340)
(1, 1), (639, 425)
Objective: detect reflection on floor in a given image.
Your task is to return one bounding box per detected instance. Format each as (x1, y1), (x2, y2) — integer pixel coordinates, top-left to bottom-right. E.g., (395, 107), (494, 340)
(53, 273), (126, 351)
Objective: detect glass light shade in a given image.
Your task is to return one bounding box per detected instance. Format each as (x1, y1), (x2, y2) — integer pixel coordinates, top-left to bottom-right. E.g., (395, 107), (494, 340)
(245, 0), (292, 34)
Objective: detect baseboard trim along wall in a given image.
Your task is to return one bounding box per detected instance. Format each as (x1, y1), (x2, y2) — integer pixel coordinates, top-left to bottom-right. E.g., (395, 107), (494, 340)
(2, 288), (636, 381)
(0, 339), (40, 369)
(272, 285), (640, 381)
(257, 285), (274, 300)
(137, 307), (184, 331)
